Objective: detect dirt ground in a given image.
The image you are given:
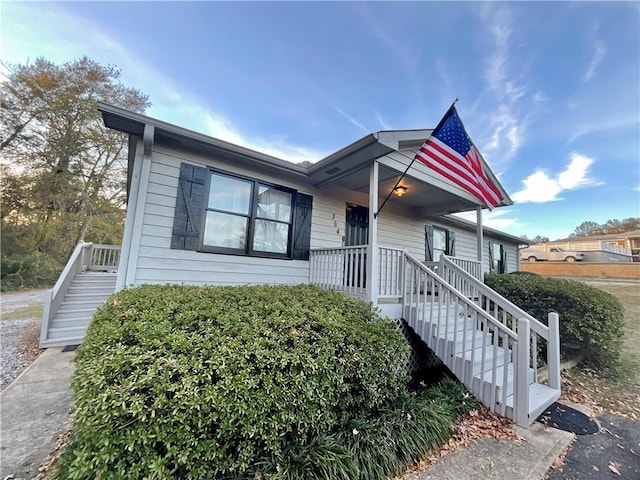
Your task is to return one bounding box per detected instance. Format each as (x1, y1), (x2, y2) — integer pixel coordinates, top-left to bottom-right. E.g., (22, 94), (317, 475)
(0, 289), (48, 389)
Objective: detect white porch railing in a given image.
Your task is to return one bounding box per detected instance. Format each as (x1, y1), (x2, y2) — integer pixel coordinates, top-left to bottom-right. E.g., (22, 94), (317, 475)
(309, 246), (368, 296)
(309, 245), (406, 299)
(88, 244), (121, 271)
(445, 257), (482, 282)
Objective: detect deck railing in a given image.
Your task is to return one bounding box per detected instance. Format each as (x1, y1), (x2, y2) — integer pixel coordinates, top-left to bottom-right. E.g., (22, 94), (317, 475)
(438, 255), (561, 391)
(310, 246), (368, 296)
(309, 245), (407, 298)
(88, 245), (121, 271)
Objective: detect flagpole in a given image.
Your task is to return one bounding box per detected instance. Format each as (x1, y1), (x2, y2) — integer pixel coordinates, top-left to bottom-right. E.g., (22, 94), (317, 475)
(374, 97), (459, 218)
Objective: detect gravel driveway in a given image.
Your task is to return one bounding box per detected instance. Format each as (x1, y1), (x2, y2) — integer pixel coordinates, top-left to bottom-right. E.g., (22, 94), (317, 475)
(1, 289), (49, 389)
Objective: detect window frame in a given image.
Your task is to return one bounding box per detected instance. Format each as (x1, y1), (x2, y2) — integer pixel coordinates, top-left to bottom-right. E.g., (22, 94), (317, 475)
(200, 168), (297, 259)
(489, 241), (506, 274)
(425, 224), (455, 262)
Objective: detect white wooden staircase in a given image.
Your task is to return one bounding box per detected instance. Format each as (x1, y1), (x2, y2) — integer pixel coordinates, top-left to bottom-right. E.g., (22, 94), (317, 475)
(403, 254), (561, 427)
(310, 246), (562, 428)
(40, 243), (120, 348)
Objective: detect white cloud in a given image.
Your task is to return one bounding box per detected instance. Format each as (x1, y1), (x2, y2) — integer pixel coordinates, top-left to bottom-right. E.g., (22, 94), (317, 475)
(568, 114), (640, 143)
(331, 105), (369, 134)
(375, 111), (392, 131)
(512, 152), (600, 203)
(583, 40), (606, 82)
(454, 208), (523, 232)
(476, 5), (530, 172)
(0, 3), (326, 164)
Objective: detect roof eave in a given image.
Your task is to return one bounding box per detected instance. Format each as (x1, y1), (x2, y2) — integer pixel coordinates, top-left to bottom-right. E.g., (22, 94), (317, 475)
(98, 102), (309, 177)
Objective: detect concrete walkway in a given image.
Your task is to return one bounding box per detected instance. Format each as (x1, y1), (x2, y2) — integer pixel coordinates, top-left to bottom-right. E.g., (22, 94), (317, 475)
(0, 348), (75, 479)
(406, 422), (574, 480)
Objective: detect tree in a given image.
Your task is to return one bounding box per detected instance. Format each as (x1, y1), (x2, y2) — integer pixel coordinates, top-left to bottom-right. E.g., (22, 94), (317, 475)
(569, 221), (601, 238)
(1, 56), (150, 290)
(530, 235), (550, 244)
(569, 218), (640, 238)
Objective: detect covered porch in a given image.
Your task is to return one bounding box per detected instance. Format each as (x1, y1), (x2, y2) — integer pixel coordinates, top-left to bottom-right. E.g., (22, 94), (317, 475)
(305, 130), (510, 306)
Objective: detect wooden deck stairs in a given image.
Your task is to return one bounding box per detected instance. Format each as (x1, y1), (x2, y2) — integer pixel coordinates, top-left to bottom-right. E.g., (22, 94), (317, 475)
(40, 243), (120, 348)
(402, 254), (561, 427)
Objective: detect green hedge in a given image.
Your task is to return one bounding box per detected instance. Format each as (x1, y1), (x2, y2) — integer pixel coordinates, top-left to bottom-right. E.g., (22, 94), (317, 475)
(485, 273), (624, 368)
(63, 284), (418, 479)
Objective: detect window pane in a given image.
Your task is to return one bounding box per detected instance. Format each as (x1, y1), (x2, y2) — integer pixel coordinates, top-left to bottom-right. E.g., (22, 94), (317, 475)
(203, 211), (247, 249)
(257, 186), (292, 222)
(433, 229), (447, 250)
(208, 174), (252, 214)
(253, 219), (289, 254)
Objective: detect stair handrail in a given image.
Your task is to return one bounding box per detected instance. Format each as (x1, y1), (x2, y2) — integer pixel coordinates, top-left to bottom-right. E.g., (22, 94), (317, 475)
(403, 252), (517, 337)
(40, 241), (93, 346)
(403, 251), (531, 426)
(440, 255), (561, 392)
(440, 256), (549, 339)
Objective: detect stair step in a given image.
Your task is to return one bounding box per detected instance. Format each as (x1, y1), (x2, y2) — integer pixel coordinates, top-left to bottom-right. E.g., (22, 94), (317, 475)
(51, 317), (93, 329)
(68, 286), (115, 295)
(55, 308), (98, 320)
(63, 293), (113, 302)
(60, 299), (108, 309)
(452, 344), (509, 377)
(505, 383), (561, 427)
(471, 364), (535, 404)
(47, 325), (88, 340)
(40, 336), (84, 348)
(71, 279), (116, 286)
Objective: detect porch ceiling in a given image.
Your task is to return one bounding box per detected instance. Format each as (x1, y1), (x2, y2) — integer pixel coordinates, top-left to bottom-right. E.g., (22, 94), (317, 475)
(331, 163), (483, 216)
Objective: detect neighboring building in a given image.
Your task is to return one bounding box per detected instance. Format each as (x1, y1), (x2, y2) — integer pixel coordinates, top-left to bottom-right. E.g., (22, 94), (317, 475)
(39, 104), (561, 428)
(527, 233), (636, 263)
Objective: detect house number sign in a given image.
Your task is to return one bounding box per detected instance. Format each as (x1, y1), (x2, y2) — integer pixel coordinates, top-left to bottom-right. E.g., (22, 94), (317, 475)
(332, 213), (340, 235)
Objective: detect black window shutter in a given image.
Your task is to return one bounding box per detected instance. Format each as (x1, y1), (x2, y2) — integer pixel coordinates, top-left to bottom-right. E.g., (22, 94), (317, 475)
(171, 163), (208, 251)
(293, 193), (313, 260)
(447, 230), (456, 256)
(500, 245), (507, 274)
(425, 225), (434, 261)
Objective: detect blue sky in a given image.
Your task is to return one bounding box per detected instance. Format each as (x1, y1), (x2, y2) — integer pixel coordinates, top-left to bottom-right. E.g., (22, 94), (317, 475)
(2, 1), (639, 240)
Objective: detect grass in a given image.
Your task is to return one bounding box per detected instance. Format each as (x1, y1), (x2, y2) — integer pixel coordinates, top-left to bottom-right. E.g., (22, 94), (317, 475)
(561, 281), (640, 418)
(1, 304), (44, 321)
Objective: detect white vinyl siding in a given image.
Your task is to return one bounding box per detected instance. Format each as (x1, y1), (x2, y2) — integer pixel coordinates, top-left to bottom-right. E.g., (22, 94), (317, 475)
(124, 144), (521, 288)
(129, 145), (347, 288)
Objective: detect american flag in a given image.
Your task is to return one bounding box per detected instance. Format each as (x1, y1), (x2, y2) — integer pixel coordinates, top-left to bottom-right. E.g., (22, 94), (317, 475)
(415, 106), (503, 210)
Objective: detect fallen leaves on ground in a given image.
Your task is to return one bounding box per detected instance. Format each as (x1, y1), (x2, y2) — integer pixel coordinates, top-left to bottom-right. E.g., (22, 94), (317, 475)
(33, 424), (73, 480)
(560, 368), (640, 420)
(398, 406), (519, 478)
(608, 461), (621, 475)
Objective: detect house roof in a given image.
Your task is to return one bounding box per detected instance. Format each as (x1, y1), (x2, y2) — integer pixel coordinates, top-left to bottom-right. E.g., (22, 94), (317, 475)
(98, 102), (513, 213)
(441, 214), (530, 245)
(553, 229), (640, 242)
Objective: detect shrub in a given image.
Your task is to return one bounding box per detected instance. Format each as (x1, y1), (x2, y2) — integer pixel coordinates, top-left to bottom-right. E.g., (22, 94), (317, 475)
(485, 273), (624, 369)
(0, 252), (61, 291)
(257, 377), (479, 480)
(63, 284), (413, 479)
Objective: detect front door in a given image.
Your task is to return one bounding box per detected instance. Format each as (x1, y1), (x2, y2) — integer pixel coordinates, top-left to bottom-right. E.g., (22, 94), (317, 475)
(345, 204), (368, 289)
(345, 204), (368, 246)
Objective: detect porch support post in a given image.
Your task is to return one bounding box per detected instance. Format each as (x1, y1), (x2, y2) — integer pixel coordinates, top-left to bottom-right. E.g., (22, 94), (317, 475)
(476, 206), (483, 264)
(367, 161), (379, 304)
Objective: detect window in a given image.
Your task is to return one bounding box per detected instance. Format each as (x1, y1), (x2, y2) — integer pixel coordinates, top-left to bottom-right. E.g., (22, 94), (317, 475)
(425, 225), (455, 261)
(202, 171), (294, 257)
(172, 162), (313, 260)
(489, 241), (507, 273)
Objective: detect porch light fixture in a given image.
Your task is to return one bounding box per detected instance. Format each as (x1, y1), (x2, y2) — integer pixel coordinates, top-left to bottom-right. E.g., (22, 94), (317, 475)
(393, 186), (408, 197)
